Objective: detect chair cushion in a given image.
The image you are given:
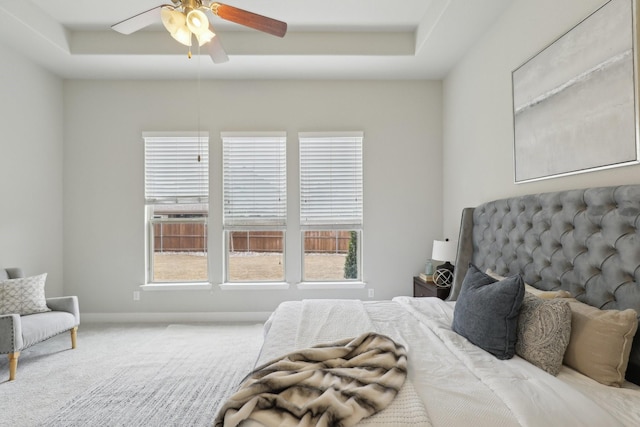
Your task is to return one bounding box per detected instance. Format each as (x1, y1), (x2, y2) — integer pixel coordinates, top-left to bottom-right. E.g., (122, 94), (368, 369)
(0, 273), (51, 315)
(20, 311), (76, 349)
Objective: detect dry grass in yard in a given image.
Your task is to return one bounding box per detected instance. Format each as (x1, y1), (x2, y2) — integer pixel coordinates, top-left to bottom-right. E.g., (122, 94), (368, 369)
(303, 253), (348, 281)
(153, 252), (347, 282)
(228, 252), (285, 281)
(153, 253), (208, 282)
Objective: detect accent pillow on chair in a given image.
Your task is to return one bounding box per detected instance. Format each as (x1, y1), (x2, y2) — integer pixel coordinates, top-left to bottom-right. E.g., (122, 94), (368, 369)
(0, 273), (51, 315)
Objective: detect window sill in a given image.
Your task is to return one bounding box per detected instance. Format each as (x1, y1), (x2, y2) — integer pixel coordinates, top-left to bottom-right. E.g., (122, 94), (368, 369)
(297, 281), (367, 290)
(219, 282), (290, 291)
(141, 282), (212, 291)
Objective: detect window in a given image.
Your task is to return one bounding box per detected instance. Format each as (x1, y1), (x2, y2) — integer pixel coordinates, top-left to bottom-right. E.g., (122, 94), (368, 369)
(299, 132), (363, 282)
(143, 132), (209, 283)
(222, 132), (287, 282)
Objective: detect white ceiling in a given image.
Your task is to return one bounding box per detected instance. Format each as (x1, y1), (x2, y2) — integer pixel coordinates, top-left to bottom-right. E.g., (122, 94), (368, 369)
(0, 0), (513, 80)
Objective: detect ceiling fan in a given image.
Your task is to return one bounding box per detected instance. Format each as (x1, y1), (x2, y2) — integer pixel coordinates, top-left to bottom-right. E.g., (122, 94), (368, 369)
(112, 0), (287, 63)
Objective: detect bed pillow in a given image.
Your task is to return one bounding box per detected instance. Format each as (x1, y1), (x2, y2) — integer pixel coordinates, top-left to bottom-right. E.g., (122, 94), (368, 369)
(453, 264), (525, 359)
(563, 298), (638, 387)
(485, 269), (571, 299)
(516, 293), (572, 375)
(0, 273), (50, 315)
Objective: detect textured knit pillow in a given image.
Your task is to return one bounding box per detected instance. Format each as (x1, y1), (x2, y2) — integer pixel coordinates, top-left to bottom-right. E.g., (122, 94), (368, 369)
(453, 264), (525, 359)
(516, 293), (572, 375)
(0, 273), (50, 315)
(563, 298), (638, 387)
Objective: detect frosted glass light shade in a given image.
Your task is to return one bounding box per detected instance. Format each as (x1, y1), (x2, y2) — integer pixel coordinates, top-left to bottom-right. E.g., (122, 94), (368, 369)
(195, 28), (215, 46)
(186, 10), (209, 35)
(161, 7), (185, 33)
(171, 26), (193, 46)
(161, 7), (192, 46)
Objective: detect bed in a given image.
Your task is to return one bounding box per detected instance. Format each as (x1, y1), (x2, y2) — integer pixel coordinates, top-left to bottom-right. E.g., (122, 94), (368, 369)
(217, 184), (640, 426)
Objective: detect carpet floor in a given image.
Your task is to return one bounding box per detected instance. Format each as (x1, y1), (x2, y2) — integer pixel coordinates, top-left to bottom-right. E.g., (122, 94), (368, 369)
(0, 322), (264, 427)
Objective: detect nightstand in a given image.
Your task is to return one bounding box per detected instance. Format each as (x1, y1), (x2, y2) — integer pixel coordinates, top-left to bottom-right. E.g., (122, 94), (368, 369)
(413, 276), (450, 300)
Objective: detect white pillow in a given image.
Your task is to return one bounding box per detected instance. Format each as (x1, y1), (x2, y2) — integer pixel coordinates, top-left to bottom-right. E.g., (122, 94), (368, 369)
(0, 273), (51, 315)
(485, 269), (571, 299)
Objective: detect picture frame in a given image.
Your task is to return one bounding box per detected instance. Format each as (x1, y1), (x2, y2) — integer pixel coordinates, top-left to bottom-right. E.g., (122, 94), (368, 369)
(512, 0), (640, 183)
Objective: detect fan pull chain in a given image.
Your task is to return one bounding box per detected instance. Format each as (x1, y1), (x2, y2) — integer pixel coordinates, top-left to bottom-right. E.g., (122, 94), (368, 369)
(197, 43), (202, 163)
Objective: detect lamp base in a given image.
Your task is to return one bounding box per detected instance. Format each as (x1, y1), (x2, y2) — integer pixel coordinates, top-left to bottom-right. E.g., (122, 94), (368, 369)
(434, 262), (455, 287)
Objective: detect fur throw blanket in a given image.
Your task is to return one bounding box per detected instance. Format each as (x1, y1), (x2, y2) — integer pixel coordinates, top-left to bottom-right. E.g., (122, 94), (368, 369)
(214, 332), (408, 427)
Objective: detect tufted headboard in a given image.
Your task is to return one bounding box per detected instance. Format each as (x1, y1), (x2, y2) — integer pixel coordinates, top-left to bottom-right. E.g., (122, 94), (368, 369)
(449, 184), (640, 383)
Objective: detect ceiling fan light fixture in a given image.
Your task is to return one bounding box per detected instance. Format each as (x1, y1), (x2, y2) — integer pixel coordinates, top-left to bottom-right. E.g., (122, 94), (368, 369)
(160, 7), (184, 34)
(186, 9), (209, 35)
(114, 1), (287, 63)
(170, 25), (193, 46)
(161, 7), (192, 46)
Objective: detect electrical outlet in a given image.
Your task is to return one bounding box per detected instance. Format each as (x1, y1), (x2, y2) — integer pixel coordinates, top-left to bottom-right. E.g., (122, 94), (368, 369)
(368, 288), (374, 298)
(133, 291), (140, 301)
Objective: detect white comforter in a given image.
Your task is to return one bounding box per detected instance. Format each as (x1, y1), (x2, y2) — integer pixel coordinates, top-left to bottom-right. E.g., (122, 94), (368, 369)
(258, 297), (640, 427)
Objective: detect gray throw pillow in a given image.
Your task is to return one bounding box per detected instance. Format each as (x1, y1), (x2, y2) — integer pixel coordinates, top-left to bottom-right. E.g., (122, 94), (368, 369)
(452, 263), (524, 359)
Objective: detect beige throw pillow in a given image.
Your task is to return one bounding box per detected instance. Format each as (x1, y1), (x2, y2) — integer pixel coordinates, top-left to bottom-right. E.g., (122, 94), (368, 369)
(0, 273), (51, 315)
(563, 298), (638, 387)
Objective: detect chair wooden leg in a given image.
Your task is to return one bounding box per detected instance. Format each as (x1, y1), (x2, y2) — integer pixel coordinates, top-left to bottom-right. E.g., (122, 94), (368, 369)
(8, 352), (20, 381)
(70, 326), (78, 349)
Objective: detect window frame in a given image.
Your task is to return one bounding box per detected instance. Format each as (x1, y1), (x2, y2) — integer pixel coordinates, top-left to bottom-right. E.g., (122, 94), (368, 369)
(143, 131), (210, 286)
(221, 131), (287, 284)
(299, 131), (364, 283)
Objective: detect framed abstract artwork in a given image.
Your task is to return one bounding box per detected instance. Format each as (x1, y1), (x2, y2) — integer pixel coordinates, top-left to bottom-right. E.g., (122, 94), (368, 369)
(512, 0), (640, 183)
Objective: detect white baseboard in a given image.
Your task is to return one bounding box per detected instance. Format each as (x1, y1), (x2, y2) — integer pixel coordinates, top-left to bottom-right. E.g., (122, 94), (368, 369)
(80, 311), (272, 323)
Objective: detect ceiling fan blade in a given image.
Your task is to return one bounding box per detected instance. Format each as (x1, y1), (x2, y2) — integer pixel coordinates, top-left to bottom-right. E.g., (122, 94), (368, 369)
(111, 5), (165, 35)
(211, 3), (287, 38)
(207, 33), (229, 64)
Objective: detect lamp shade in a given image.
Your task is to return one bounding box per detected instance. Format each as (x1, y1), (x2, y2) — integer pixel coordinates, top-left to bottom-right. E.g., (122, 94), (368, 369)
(195, 27), (216, 46)
(432, 239), (457, 263)
(171, 26), (193, 46)
(161, 7), (192, 46)
(186, 9), (209, 35)
(161, 7), (185, 33)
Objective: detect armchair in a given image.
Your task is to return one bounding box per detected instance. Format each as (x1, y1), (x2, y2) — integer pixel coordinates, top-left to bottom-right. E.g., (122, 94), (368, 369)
(0, 268), (79, 381)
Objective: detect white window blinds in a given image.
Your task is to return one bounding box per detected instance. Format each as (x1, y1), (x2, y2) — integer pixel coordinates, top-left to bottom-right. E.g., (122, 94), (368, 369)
(144, 132), (209, 205)
(299, 132), (363, 226)
(222, 132), (287, 227)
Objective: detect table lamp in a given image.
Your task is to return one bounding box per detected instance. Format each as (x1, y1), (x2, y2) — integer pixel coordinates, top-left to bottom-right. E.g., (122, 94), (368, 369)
(431, 238), (457, 287)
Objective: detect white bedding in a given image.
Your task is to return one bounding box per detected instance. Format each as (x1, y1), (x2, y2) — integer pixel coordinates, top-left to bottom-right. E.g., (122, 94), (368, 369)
(258, 297), (640, 426)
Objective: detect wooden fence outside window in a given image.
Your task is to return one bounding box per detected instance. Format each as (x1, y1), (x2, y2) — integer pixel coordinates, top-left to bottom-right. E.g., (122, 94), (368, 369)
(154, 224), (350, 253)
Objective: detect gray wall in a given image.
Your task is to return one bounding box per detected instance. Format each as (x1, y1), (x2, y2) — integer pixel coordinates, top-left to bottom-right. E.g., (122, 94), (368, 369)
(443, 0), (640, 239)
(63, 79), (442, 315)
(0, 42), (64, 296)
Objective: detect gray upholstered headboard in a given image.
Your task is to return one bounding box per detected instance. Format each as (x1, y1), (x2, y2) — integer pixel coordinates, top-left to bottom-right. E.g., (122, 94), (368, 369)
(449, 184), (640, 383)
